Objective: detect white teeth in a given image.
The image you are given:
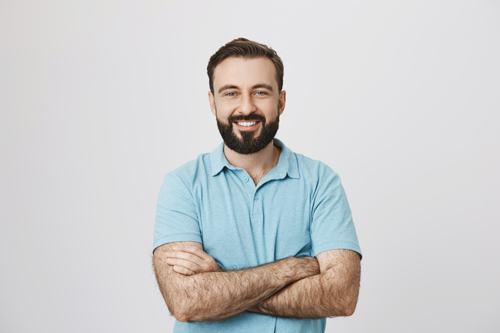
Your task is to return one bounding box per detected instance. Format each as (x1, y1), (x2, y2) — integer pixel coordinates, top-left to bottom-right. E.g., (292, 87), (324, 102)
(237, 121), (257, 127)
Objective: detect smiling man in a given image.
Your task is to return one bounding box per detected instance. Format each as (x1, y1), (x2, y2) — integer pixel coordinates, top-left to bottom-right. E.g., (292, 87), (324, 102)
(153, 38), (362, 333)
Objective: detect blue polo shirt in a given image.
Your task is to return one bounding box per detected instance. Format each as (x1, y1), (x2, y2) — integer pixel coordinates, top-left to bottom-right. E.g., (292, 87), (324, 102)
(154, 138), (361, 333)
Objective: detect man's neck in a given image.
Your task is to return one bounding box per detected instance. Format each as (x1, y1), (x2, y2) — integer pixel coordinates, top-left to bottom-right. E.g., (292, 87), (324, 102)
(223, 141), (281, 185)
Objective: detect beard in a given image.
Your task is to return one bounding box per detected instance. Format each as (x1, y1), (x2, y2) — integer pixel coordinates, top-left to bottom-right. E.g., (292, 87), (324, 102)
(216, 110), (280, 155)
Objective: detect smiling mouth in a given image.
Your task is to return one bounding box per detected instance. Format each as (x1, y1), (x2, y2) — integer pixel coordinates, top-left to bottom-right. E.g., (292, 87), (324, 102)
(235, 121), (259, 127)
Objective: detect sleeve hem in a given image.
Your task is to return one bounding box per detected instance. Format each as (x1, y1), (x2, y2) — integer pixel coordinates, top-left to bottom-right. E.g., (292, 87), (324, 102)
(313, 241), (362, 259)
(153, 234), (202, 252)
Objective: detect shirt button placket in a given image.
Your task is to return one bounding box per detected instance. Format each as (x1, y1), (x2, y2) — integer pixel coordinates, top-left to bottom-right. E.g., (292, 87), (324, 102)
(242, 174), (255, 204)
(251, 189), (264, 256)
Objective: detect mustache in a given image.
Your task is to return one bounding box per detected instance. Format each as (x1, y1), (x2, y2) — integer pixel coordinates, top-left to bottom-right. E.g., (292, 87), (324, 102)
(228, 113), (266, 123)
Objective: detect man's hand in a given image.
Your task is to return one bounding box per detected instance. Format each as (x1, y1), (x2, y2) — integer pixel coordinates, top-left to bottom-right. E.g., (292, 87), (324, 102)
(165, 243), (222, 275)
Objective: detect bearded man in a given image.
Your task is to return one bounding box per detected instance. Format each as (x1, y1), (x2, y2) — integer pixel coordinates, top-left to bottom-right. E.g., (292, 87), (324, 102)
(153, 38), (362, 333)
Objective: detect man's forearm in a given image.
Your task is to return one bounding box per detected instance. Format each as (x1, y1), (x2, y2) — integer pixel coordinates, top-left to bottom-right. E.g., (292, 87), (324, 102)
(248, 271), (342, 319)
(248, 252), (361, 319)
(155, 254), (319, 322)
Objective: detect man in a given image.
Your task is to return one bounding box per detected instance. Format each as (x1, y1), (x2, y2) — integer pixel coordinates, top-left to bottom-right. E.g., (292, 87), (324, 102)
(153, 38), (362, 332)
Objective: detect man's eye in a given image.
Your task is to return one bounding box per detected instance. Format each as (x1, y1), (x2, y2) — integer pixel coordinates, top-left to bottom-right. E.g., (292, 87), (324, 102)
(255, 91), (267, 96)
(226, 92), (236, 97)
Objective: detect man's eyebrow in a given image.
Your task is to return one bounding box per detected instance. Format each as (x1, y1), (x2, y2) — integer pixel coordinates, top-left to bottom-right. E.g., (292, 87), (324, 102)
(253, 84), (273, 91)
(218, 85), (239, 93)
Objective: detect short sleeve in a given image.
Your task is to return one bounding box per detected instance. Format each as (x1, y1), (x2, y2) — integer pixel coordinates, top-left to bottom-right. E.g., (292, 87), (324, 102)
(310, 166), (362, 258)
(153, 172), (202, 251)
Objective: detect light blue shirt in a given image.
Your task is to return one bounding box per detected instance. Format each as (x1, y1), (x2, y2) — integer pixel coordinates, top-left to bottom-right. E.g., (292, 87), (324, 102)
(154, 139), (361, 333)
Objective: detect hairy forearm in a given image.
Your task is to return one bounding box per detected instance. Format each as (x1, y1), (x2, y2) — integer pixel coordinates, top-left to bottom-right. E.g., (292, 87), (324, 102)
(155, 254), (319, 322)
(248, 271), (349, 318)
(249, 251), (361, 319)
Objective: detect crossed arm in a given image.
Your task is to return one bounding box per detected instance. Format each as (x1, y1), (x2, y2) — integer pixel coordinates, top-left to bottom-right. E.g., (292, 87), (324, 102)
(153, 242), (361, 322)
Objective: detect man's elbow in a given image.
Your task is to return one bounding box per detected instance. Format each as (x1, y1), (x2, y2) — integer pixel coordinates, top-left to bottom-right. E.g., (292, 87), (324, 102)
(173, 311), (189, 322)
(343, 304), (356, 317)
(329, 302), (357, 317)
(341, 293), (359, 317)
(163, 290), (196, 322)
(169, 303), (193, 322)
(326, 293), (358, 317)
(172, 308), (207, 322)
(168, 296), (204, 322)
(158, 275), (199, 322)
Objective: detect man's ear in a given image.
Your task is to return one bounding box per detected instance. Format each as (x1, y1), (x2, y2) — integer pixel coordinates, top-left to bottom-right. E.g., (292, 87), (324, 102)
(278, 90), (286, 115)
(208, 91), (216, 116)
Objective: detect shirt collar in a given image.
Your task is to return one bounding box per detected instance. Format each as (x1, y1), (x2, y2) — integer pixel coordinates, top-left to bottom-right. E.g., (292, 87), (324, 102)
(210, 141), (232, 176)
(210, 138), (300, 179)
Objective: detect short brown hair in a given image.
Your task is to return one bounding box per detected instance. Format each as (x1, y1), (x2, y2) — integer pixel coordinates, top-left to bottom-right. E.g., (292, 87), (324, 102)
(207, 38), (284, 94)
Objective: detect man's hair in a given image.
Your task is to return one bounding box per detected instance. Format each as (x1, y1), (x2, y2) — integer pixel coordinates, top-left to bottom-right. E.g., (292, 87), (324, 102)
(207, 38), (284, 94)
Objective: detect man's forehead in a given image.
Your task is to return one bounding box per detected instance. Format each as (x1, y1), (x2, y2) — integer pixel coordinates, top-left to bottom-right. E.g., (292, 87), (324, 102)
(213, 57), (277, 89)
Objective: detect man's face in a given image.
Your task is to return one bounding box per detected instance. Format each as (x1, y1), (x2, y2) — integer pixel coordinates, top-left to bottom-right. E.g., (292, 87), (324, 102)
(208, 57), (286, 154)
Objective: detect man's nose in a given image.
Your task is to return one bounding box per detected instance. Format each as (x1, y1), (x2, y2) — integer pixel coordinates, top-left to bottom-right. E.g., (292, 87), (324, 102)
(236, 93), (257, 115)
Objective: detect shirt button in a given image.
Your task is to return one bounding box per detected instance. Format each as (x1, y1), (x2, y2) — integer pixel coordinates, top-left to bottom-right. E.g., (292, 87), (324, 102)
(243, 177), (249, 182)
(254, 196), (259, 201)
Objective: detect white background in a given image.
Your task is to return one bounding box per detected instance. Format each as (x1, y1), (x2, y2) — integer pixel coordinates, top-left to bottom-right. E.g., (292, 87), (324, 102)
(1, 0), (499, 332)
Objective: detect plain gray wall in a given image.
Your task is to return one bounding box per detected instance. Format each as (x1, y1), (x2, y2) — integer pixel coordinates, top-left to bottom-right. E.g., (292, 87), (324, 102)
(1, 0), (499, 332)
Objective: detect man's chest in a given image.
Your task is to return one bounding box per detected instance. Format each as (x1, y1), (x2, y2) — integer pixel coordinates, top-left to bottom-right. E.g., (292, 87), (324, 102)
(192, 175), (314, 270)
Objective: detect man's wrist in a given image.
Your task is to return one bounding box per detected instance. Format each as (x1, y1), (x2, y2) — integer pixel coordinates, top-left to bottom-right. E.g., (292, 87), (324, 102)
(290, 256), (320, 280)
(266, 256), (320, 287)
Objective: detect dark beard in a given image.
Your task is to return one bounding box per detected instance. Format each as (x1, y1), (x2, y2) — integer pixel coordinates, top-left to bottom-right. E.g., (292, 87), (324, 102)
(216, 112), (280, 155)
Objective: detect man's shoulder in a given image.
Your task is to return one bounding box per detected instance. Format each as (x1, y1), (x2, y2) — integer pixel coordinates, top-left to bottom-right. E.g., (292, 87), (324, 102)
(165, 152), (212, 182)
(292, 151), (339, 181)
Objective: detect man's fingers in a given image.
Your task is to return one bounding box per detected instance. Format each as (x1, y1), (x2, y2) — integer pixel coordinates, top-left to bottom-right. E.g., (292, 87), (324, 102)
(167, 257), (203, 273)
(165, 244), (221, 273)
(172, 244), (211, 260)
(172, 264), (195, 276)
(166, 251), (204, 266)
